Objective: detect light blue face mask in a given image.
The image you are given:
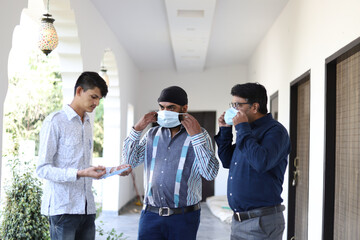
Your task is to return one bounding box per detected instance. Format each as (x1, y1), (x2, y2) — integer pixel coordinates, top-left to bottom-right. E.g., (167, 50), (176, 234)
(157, 110), (184, 128)
(224, 107), (238, 125)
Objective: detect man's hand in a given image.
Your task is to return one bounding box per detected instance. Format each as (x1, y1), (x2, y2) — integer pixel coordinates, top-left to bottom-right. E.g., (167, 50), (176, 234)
(232, 109), (249, 126)
(181, 113), (202, 136)
(110, 164), (132, 176)
(77, 165), (106, 179)
(218, 112), (232, 127)
(134, 111), (157, 131)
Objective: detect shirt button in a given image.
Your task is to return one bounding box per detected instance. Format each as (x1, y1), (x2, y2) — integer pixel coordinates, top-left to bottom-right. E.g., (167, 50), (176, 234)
(230, 177), (233, 180)
(164, 158), (167, 161)
(168, 147), (170, 150)
(161, 197), (164, 200)
(161, 171), (164, 173)
(160, 184), (162, 187)
(235, 162), (237, 165)
(234, 208), (237, 211)
(230, 193), (232, 196)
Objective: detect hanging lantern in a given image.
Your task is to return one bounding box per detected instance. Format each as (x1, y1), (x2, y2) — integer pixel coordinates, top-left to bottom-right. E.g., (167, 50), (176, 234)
(100, 65), (110, 86)
(38, 13), (59, 56)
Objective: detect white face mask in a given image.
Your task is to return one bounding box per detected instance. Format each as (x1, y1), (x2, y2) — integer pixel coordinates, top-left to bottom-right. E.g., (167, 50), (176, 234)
(224, 107), (238, 125)
(157, 110), (183, 128)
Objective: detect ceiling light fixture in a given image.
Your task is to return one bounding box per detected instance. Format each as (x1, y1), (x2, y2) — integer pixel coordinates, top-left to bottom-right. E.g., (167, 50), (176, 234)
(99, 50), (110, 86)
(100, 65), (109, 86)
(38, 0), (59, 56)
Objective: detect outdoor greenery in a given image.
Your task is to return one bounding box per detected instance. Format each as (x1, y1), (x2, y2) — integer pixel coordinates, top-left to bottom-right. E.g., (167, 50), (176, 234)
(3, 52), (62, 157)
(93, 99), (104, 158)
(96, 221), (128, 240)
(0, 158), (50, 239)
(3, 51), (104, 158)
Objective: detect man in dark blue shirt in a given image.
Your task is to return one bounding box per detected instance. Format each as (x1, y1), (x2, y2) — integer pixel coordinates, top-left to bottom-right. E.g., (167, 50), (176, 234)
(214, 83), (290, 240)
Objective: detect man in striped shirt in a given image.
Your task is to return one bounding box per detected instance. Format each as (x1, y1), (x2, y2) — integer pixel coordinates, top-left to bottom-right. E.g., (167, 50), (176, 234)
(122, 86), (219, 240)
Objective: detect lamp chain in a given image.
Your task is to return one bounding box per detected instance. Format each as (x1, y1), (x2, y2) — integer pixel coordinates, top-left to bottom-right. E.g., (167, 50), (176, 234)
(47, 0), (50, 13)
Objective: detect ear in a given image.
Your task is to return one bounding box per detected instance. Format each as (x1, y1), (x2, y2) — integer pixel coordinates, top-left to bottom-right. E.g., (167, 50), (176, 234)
(75, 86), (83, 96)
(252, 103), (260, 113)
(182, 105), (188, 113)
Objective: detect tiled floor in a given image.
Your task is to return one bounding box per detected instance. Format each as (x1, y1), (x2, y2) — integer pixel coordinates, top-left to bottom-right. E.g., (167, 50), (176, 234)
(95, 201), (231, 240)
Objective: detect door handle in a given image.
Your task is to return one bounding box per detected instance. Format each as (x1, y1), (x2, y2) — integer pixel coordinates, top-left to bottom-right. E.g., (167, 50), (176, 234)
(292, 170), (298, 186)
(292, 157), (299, 187)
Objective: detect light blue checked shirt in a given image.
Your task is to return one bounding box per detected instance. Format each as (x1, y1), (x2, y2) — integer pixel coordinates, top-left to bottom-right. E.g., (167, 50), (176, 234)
(37, 105), (96, 216)
(123, 125), (219, 208)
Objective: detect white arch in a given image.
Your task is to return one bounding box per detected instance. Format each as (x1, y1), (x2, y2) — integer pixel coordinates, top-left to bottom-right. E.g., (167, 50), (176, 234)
(99, 49), (124, 211)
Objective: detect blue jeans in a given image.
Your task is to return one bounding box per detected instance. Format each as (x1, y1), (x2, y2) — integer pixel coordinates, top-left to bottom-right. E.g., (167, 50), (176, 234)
(138, 209), (201, 240)
(49, 214), (96, 240)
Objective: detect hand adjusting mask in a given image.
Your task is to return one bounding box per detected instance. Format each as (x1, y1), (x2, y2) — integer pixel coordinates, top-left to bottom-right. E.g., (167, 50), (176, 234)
(224, 107), (238, 125)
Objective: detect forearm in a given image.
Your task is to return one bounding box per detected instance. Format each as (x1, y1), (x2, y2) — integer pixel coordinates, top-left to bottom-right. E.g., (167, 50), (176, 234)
(37, 162), (78, 182)
(192, 131), (219, 180)
(122, 129), (146, 167)
(214, 128), (234, 168)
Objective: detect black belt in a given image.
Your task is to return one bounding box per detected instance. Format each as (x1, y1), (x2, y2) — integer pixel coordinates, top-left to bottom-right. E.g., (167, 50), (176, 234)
(144, 203), (201, 217)
(233, 205), (285, 222)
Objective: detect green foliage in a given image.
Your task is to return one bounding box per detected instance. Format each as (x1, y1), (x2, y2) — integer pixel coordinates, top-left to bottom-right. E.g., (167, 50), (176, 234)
(3, 51), (62, 157)
(93, 99), (104, 158)
(96, 221), (128, 240)
(0, 158), (50, 239)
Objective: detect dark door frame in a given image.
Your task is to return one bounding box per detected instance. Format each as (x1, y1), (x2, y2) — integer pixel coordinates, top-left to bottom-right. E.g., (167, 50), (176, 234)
(270, 91), (279, 121)
(323, 36), (360, 240)
(287, 70), (311, 240)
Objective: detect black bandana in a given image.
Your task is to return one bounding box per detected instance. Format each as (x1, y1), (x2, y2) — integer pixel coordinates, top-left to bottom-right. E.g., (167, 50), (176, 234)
(157, 86), (188, 106)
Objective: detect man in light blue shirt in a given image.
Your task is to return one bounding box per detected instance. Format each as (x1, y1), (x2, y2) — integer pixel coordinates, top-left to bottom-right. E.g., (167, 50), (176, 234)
(123, 86), (219, 240)
(37, 72), (131, 240)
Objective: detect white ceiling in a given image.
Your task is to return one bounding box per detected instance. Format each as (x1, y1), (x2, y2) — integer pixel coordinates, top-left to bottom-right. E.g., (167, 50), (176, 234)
(90, 0), (289, 72)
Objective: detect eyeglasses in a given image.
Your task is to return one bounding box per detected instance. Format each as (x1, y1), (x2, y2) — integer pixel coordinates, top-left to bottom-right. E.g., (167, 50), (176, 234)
(229, 102), (250, 109)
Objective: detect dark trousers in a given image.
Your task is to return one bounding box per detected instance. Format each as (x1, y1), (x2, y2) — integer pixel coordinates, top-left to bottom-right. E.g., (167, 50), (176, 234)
(138, 209), (201, 240)
(49, 214), (96, 240)
(231, 211), (285, 240)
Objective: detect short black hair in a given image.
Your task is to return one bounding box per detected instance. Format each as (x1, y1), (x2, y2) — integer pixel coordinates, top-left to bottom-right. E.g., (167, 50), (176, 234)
(74, 71), (108, 98)
(231, 82), (268, 114)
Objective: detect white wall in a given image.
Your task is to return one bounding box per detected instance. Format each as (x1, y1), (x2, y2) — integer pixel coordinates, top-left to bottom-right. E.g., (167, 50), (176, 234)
(248, 0), (360, 239)
(139, 64), (248, 196)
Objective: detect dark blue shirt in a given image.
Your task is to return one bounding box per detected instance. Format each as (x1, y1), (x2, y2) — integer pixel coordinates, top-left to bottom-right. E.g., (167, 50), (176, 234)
(214, 113), (290, 212)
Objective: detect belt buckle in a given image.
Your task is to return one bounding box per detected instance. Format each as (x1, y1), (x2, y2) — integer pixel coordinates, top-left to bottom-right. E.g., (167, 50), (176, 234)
(159, 207), (171, 216)
(235, 212), (242, 222)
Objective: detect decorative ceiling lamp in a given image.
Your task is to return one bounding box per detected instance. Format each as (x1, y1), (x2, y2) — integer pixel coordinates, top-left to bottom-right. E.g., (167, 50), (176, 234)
(100, 50), (110, 86)
(100, 65), (110, 86)
(38, 0), (59, 55)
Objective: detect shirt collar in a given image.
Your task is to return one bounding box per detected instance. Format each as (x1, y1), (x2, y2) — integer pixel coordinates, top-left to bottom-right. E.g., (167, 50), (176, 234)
(63, 104), (90, 122)
(250, 113), (273, 128)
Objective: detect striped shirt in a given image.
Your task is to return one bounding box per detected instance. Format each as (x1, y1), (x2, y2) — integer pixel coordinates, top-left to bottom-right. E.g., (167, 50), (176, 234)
(37, 105), (95, 216)
(123, 126), (219, 208)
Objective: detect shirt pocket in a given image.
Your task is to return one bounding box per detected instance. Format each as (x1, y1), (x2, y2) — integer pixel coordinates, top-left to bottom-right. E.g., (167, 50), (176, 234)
(58, 134), (82, 160)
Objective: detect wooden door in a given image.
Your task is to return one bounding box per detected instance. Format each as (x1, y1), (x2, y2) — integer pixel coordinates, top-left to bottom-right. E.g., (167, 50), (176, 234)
(288, 74), (310, 240)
